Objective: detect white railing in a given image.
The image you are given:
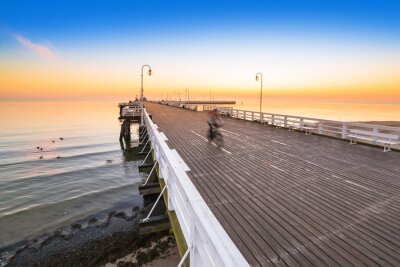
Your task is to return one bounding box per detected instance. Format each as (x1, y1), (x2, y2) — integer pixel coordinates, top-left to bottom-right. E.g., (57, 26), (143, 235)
(155, 101), (198, 111)
(203, 105), (233, 116)
(203, 105), (400, 150)
(143, 109), (249, 267)
(181, 104), (198, 111)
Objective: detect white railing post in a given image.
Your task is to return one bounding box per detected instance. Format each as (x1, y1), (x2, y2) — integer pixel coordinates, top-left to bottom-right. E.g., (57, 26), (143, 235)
(251, 112), (254, 121)
(373, 127), (378, 143)
(342, 123), (347, 139)
(271, 114), (275, 126)
(318, 121), (322, 134)
(167, 177), (174, 211)
(284, 116), (288, 128)
(300, 118), (304, 129)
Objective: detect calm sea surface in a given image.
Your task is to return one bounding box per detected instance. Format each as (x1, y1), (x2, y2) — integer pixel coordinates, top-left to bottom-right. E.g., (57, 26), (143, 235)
(0, 101), (145, 248)
(0, 100), (399, 249)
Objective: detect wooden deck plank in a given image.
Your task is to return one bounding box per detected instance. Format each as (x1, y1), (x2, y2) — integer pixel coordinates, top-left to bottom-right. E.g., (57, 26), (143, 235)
(145, 103), (400, 266)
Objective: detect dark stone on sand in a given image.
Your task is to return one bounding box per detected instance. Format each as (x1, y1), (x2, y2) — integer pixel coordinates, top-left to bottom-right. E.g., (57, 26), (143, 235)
(108, 211), (116, 219)
(88, 217), (98, 225)
(132, 206), (140, 212)
(114, 211), (127, 219)
(71, 223), (82, 230)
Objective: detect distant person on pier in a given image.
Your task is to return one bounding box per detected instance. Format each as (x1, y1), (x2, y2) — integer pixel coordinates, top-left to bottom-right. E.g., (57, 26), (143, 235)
(208, 108), (221, 127)
(207, 108), (224, 146)
(119, 118), (131, 148)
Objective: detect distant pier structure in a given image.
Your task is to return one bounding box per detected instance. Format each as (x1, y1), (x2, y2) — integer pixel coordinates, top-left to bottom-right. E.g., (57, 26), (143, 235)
(119, 100), (236, 119)
(150, 100), (236, 111)
(118, 100), (143, 121)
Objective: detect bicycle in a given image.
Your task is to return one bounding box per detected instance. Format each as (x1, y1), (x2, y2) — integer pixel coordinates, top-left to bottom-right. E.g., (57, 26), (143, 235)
(207, 124), (224, 147)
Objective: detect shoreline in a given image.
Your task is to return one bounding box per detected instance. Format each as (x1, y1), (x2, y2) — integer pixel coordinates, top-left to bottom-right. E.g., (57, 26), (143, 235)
(0, 198), (178, 267)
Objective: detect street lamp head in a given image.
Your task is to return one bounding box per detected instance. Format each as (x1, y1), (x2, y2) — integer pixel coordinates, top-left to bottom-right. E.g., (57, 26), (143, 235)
(148, 69), (152, 76)
(256, 72), (262, 81)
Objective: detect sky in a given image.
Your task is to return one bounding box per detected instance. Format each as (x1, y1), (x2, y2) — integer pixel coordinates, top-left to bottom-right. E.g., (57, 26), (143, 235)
(0, 0), (400, 103)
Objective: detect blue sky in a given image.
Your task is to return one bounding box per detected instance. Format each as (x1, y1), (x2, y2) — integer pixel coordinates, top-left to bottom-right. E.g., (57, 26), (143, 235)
(2, 0), (399, 44)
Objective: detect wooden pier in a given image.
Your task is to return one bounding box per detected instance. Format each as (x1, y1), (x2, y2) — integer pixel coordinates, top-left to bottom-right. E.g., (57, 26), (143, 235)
(143, 102), (400, 266)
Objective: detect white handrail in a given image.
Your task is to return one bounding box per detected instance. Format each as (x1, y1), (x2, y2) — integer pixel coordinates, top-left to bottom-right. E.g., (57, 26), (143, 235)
(143, 109), (249, 267)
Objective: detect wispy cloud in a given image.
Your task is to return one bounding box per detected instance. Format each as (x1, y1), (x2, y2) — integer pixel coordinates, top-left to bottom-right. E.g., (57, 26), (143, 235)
(15, 34), (56, 60)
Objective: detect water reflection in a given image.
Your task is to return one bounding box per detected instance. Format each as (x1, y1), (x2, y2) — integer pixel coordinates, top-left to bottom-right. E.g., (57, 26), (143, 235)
(119, 118), (132, 149)
(119, 121), (145, 162)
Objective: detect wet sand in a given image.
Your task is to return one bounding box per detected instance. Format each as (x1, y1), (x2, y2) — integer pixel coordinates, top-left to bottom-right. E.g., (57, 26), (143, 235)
(0, 197), (177, 267)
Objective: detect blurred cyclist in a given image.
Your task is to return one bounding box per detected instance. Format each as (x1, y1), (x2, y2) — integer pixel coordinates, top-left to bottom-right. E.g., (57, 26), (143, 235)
(207, 108), (224, 146)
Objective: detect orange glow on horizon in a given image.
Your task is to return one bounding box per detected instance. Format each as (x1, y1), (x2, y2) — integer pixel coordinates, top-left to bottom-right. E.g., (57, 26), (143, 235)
(1, 55), (400, 103)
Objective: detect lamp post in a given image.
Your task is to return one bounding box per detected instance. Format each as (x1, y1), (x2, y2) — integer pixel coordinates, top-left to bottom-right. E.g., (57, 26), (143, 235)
(255, 72), (263, 113)
(185, 88), (190, 103)
(139, 64), (152, 126)
(141, 64), (152, 101)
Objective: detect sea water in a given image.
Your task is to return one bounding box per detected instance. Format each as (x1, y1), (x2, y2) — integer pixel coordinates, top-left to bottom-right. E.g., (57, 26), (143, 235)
(0, 101), (145, 248)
